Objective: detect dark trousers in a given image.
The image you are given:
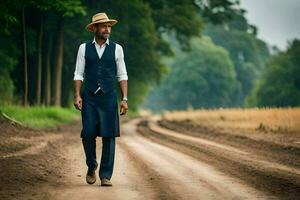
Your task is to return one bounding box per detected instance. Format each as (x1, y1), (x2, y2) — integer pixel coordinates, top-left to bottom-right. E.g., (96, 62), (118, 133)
(82, 136), (115, 180)
(80, 88), (118, 180)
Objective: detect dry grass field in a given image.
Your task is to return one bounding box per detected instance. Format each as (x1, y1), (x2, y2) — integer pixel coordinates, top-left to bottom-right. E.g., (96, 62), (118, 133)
(162, 107), (300, 135)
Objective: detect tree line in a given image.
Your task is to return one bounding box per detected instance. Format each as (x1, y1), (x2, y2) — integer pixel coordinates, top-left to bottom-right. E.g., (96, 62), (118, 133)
(143, 3), (300, 111)
(2, 0), (294, 111)
(0, 0), (85, 106)
(0, 0), (242, 110)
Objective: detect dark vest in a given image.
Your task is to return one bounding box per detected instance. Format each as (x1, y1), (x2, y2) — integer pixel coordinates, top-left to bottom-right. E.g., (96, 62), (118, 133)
(83, 40), (117, 94)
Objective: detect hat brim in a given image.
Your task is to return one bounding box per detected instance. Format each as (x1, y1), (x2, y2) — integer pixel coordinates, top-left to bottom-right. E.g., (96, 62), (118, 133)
(86, 19), (118, 32)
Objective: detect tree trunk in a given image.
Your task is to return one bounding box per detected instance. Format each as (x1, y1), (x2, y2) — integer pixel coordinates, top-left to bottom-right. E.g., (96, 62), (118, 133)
(43, 34), (52, 106)
(53, 17), (64, 106)
(36, 13), (44, 105)
(22, 7), (28, 106)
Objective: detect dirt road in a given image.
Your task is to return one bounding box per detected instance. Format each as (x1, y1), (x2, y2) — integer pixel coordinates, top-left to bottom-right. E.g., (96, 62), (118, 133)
(1, 116), (299, 199)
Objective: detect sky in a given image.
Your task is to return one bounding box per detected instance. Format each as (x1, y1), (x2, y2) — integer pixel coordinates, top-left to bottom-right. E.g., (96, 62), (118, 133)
(240, 0), (300, 50)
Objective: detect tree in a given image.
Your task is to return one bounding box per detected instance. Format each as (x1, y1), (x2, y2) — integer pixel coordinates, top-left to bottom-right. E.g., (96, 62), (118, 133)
(246, 40), (300, 107)
(203, 13), (270, 105)
(44, 0), (86, 106)
(21, 6), (28, 105)
(144, 36), (237, 111)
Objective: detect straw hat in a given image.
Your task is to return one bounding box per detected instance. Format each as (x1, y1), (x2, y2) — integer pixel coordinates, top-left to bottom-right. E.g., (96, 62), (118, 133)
(86, 13), (118, 32)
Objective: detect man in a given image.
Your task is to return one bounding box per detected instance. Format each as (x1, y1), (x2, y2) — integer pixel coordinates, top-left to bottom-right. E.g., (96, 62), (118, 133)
(73, 12), (128, 187)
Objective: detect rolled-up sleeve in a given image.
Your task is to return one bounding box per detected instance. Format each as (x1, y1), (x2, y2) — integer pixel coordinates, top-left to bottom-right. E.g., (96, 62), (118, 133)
(73, 43), (85, 81)
(115, 44), (128, 82)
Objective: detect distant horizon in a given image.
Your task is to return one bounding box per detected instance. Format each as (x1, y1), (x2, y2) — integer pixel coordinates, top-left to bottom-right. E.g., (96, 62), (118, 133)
(241, 0), (300, 50)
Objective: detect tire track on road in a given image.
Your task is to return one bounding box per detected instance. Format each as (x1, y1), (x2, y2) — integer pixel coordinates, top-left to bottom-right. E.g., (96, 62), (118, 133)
(122, 119), (273, 200)
(150, 120), (300, 176)
(136, 118), (300, 199)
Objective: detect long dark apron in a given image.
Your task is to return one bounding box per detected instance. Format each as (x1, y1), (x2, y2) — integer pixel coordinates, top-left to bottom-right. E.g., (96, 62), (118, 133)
(80, 88), (120, 138)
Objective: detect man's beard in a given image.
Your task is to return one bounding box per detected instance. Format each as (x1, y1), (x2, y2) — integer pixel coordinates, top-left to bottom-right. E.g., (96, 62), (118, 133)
(96, 32), (110, 40)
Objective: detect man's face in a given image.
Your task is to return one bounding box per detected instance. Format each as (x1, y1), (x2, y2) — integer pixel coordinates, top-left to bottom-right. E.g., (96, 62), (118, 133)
(94, 22), (112, 40)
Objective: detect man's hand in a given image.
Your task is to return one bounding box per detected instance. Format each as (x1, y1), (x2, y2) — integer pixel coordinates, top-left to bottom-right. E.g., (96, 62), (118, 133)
(74, 95), (83, 111)
(120, 100), (128, 115)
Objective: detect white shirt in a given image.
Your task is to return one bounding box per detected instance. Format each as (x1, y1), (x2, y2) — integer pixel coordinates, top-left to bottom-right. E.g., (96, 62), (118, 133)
(73, 38), (128, 83)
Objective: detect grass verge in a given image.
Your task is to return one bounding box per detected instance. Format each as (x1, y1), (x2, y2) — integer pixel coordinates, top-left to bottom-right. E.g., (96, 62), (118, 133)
(0, 105), (80, 129)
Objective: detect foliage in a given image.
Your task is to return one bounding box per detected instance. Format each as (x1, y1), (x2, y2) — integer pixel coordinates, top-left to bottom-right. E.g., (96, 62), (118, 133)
(246, 40), (300, 107)
(2, 0), (296, 113)
(203, 13), (270, 105)
(144, 36), (237, 111)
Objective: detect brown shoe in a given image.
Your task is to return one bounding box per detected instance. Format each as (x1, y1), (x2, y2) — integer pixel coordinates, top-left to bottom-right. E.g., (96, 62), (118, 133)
(101, 178), (112, 186)
(86, 163), (98, 184)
